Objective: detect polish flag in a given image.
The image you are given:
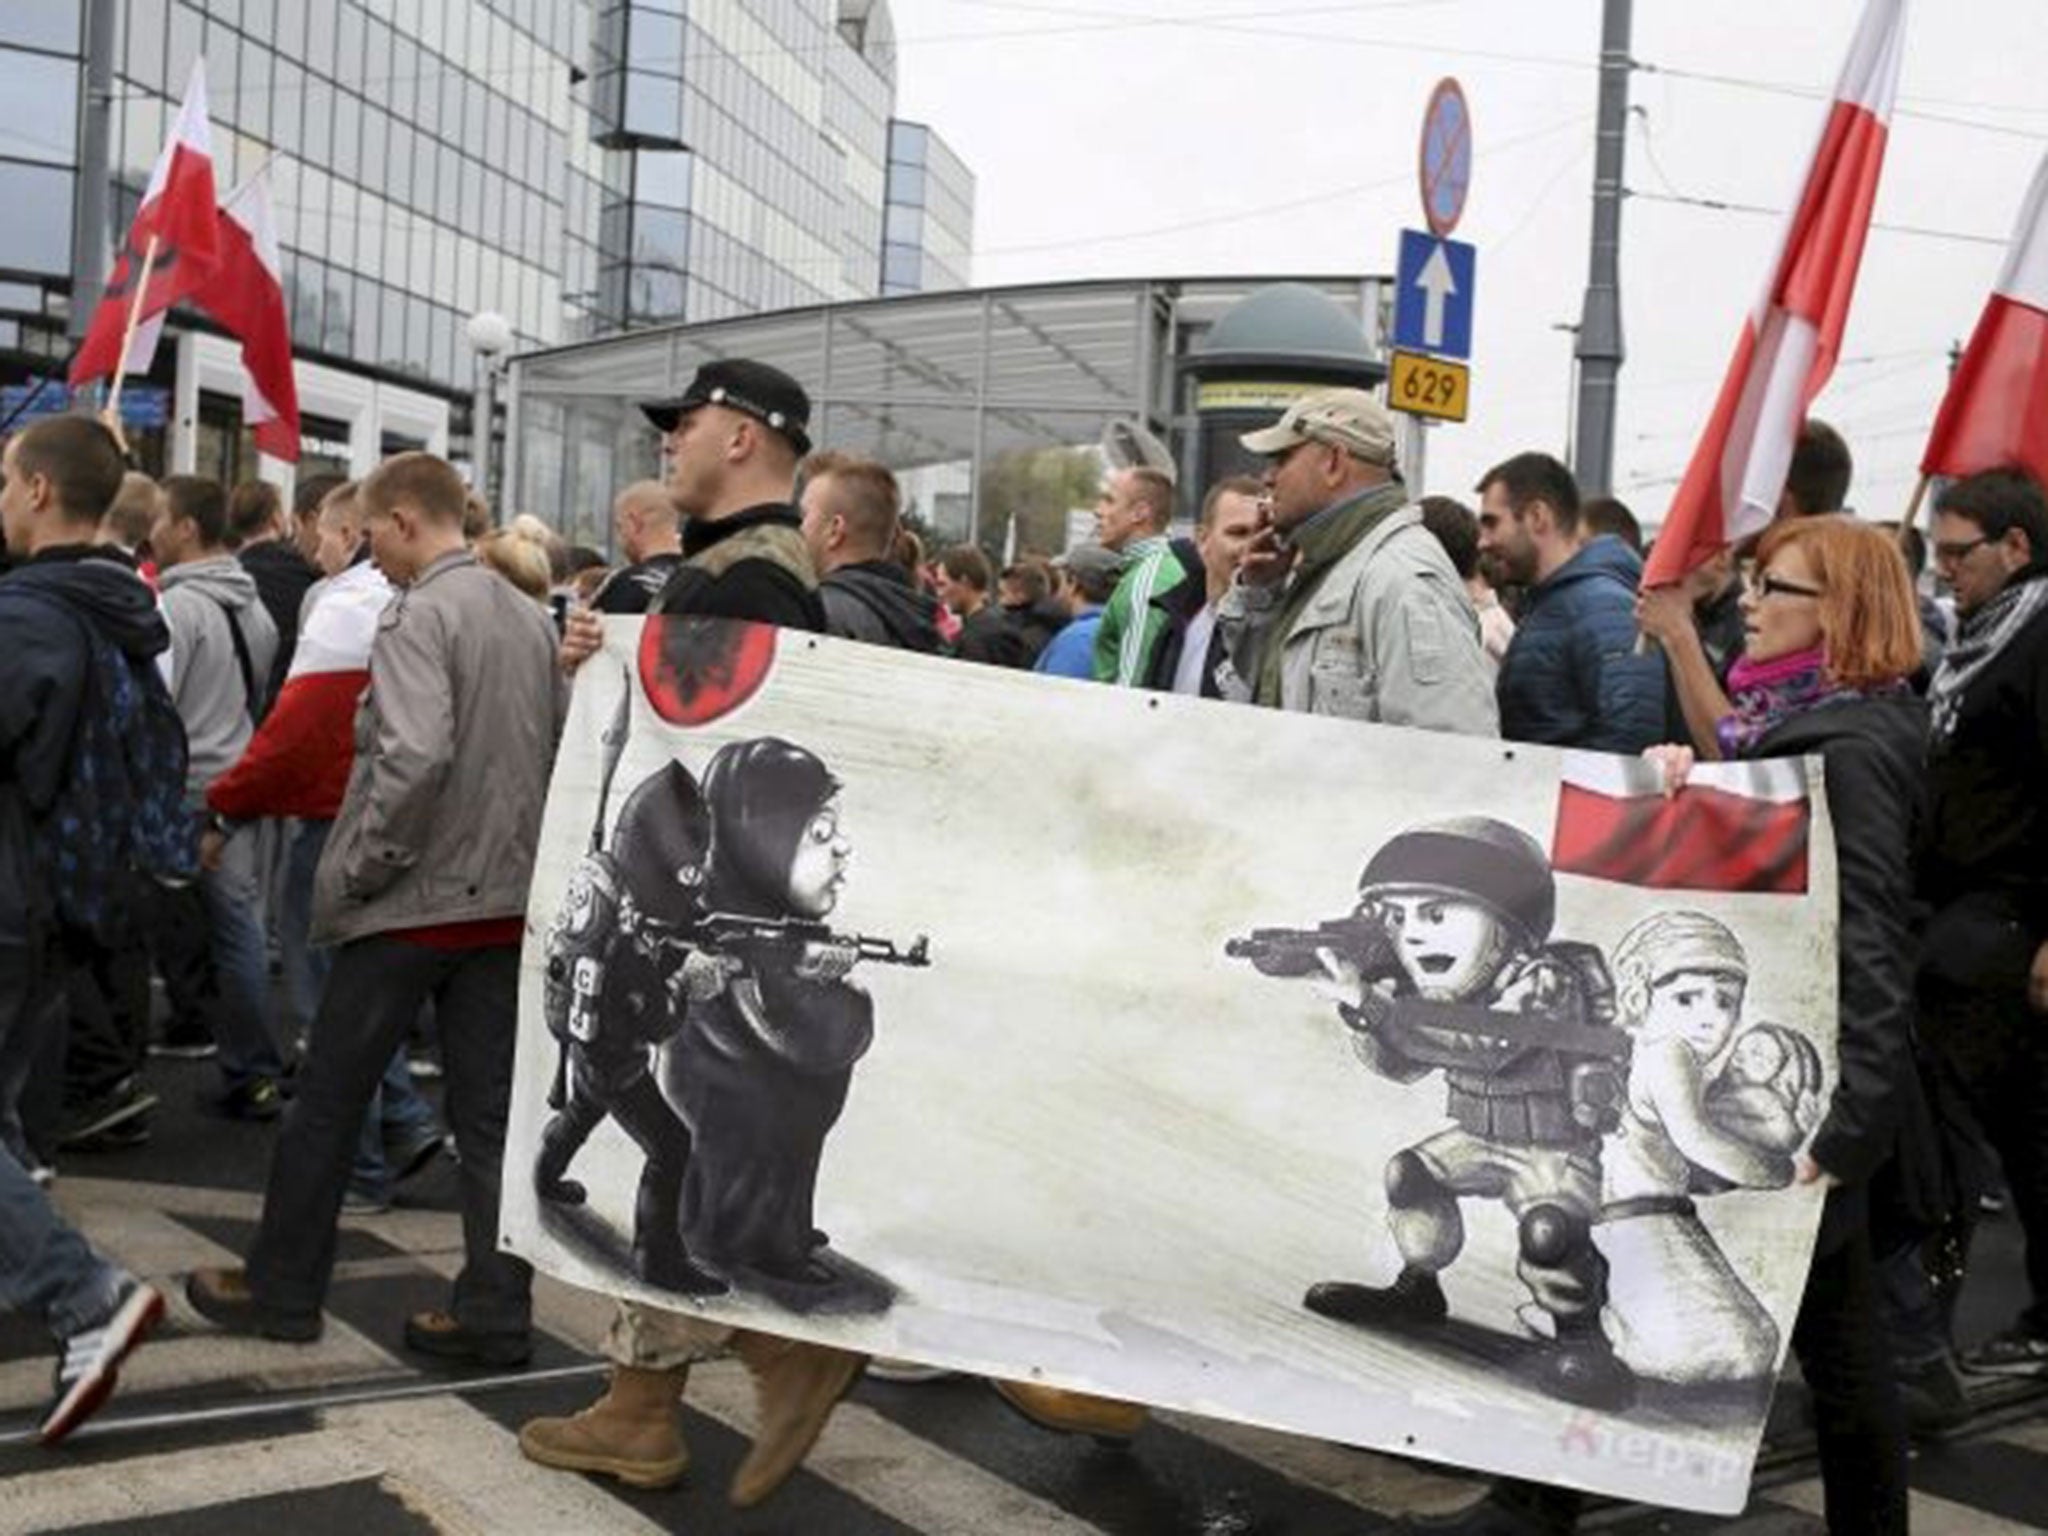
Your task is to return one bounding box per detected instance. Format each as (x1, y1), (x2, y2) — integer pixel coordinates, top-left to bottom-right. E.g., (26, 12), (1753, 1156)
(207, 560), (391, 822)
(192, 167), (300, 461)
(70, 60), (220, 386)
(1641, 0), (1906, 588)
(1920, 150), (2048, 486)
(1550, 753), (1812, 896)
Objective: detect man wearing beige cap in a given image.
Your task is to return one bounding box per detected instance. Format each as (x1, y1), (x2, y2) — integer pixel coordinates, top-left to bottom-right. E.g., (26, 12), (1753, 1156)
(1221, 388), (1496, 736)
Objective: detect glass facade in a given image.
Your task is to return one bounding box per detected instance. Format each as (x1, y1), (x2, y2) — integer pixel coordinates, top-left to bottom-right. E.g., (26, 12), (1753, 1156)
(0, 0), (973, 405)
(881, 118), (971, 296)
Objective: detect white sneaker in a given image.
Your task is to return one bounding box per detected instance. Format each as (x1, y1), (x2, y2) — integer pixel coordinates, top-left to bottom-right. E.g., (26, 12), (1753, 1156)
(41, 1282), (166, 1445)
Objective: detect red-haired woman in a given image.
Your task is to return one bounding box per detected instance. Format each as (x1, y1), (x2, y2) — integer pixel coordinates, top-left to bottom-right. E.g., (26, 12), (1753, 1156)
(1651, 514), (1923, 1534)
(1458, 517), (1924, 1535)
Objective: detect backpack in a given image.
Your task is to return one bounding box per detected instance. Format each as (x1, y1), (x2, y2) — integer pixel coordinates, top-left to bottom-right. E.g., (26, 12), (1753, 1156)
(19, 591), (199, 935)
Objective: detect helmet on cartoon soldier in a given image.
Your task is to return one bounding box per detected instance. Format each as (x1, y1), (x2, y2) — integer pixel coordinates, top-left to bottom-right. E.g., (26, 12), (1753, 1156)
(609, 759), (712, 928)
(1357, 816), (1556, 947)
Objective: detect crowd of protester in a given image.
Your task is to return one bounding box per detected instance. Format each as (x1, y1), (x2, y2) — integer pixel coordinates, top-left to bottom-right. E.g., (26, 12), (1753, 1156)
(0, 360), (2044, 1536)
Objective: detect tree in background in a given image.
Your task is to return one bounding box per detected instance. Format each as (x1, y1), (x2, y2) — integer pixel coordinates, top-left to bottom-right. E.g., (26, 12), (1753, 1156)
(975, 447), (1101, 558)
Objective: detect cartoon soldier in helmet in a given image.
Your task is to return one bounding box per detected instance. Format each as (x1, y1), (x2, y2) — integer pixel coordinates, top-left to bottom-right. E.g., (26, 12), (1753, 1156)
(1230, 815), (1636, 1410)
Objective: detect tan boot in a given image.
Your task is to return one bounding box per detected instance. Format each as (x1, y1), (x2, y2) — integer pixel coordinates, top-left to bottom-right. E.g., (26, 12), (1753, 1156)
(517, 1364), (690, 1489)
(728, 1330), (867, 1508)
(991, 1379), (1149, 1441)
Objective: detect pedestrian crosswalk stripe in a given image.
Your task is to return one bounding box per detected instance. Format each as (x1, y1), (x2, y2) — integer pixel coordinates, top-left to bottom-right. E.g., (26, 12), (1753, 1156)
(4, 1177), (2046, 1535)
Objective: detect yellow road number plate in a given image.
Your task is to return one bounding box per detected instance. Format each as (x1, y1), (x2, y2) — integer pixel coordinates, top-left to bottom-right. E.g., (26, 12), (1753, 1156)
(1389, 351), (1470, 423)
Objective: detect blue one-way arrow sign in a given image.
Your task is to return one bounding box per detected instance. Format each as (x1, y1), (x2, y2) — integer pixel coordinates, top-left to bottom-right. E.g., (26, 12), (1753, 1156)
(1393, 228), (1476, 360)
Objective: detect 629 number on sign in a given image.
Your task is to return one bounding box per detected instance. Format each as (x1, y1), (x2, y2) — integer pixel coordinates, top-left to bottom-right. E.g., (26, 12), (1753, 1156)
(1389, 350), (1470, 422)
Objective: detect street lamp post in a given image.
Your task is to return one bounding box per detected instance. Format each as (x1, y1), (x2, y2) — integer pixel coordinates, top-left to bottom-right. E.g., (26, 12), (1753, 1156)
(465, 310), (513, 514)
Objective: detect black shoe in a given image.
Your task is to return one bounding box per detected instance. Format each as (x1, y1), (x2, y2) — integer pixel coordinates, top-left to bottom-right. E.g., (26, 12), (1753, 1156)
(1961, 1325), (2048, 1378)
(536, 1174), (587, 1205)
(1304, 1269), (1449, 1327)
(59, 1078), (159, 1150)
(1535, 1336), (1637, 1412)
(63, 1118), (153, 1154)
(149, 1023), (217, 1060)
(206, 1078), (283, 1122)
(1899, 1354), (1972, 1441)
(403, 1309), (532, 1366)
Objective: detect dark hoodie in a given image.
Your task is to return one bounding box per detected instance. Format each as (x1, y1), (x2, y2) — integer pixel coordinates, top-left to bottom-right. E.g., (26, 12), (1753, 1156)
(0, 549), (169, 946)
(818, 559), (943, 654)
(238, 537), (318, 704)
(1497, 534), (1669, 754)
(1001, 596), (1070, 668)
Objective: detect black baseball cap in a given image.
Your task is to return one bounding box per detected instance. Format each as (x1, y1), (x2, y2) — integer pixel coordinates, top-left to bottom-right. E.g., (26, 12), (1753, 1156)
(640, 359), (812, 455)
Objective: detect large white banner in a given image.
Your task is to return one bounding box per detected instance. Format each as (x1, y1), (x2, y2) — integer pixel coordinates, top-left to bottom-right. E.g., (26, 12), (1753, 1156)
(502, 617), (1840, 1515)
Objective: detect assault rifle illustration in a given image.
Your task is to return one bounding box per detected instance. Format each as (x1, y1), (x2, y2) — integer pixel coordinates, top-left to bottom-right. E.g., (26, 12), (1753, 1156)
(694, 913), (932, 971)
(1224, 912), (1401, 982)
(1387, 997), (1633, 1062)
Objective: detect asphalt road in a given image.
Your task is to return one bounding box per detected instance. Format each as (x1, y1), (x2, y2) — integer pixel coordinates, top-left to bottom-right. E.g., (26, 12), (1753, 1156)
(3, 1051), (2045, 1535)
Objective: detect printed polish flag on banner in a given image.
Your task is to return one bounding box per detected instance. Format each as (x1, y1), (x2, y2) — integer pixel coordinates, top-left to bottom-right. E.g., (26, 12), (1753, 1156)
(1920, 149), (2048, 486)
(1550, 753), (1811, 895)
(70, 59), (220, 386)
(1641, 0), (1906, 588)
(192, 166), (299, 461)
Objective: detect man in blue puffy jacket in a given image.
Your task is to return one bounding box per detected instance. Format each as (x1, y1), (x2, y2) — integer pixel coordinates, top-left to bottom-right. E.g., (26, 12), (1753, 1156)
(1477, 453), (1667, 754)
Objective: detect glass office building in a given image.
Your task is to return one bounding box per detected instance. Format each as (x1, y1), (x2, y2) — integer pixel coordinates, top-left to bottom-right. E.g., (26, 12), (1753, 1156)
(0, 0), (973, 481)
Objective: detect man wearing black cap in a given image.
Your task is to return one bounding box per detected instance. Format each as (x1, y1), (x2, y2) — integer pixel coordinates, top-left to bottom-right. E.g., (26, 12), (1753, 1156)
(558, 359), (826, 669)
(530, 358), (864, 1512)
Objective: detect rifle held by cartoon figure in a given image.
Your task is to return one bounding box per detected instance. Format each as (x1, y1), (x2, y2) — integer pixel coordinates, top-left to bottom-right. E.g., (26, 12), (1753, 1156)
(694, 913), (932, 972)
(1223, 912), (1400, 981)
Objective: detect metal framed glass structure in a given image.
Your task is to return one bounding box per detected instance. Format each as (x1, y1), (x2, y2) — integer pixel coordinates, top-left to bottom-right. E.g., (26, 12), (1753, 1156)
(504, 274), (1385, 548)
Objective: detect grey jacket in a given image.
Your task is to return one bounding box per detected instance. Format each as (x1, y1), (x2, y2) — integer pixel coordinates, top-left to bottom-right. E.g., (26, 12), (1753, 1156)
(159, 555), (281, 797)
(312, 550), (565, 947)
(1218, 502), (1499, 737)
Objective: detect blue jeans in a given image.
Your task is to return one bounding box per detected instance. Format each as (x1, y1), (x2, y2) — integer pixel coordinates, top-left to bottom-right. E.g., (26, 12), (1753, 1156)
(203, 830), (284, 1087)
(280, 820), (329, 1044)
(283, 823), (440, 1199)
(0, 942), (125, 1338)
(0, 1139), (125, 1338)
(351, 1047), (441, 1200)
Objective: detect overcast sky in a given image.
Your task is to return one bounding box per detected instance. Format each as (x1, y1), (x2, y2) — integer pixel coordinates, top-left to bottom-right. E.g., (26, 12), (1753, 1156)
(883, 0), (2047, 525)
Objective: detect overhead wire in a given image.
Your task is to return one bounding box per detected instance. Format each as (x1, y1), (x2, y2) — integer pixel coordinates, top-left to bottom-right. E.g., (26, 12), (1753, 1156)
(1628, 189), (2006, 249)
(1633, 60), (2048, 144)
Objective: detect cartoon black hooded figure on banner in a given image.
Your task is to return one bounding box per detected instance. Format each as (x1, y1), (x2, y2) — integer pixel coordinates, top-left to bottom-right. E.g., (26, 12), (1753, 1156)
(663, 737), (887, 1291)
(536, 758), (726, 1295)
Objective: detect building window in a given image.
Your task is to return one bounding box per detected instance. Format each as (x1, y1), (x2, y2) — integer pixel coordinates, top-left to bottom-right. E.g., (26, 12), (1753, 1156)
(0, 47), (81, 165)
(0, 162), (76, 275)
(0, 10), (82, 52)
(881, 242), (920, 292)
(635, 147), (690, 210)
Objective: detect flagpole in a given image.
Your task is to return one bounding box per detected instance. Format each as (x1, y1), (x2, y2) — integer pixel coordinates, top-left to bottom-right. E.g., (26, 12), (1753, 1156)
(101, 232), (160, 456)
(1899, 474), (1930, 548)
